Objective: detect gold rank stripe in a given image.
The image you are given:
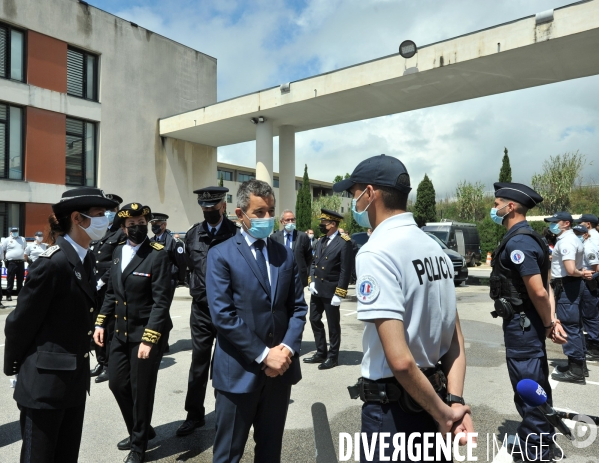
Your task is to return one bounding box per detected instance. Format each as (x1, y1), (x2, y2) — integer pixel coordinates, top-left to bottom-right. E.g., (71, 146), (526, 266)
(307, 276), (312, 284)
(141, 328), (161, 344)
(95, 314), (106, 326)
(335, 287), (348, 298)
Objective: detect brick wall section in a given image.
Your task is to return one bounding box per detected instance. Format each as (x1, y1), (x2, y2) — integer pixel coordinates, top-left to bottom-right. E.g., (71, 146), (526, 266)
(25, 107), (66, 184)
(24, 203), (53, 238)
(27, 30), (67, 93)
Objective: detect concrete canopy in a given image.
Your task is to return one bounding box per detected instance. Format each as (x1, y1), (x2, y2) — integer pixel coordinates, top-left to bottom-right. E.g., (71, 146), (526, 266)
(159, 1), (599, 147)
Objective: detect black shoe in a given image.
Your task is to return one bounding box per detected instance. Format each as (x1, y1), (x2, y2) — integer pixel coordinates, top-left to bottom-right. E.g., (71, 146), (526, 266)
(6, 296), (12, 301)
(552, 363), (585, 384)
(95, 369), (109, 383)
(90, 363), (103, 377)
(586, 350), (599, 361)
(176, 418), (205, 437)
(0, 302), (5, 309)
(303, 354), (326, 364)
(557, 362), (589, 377)
(117, 427), (156, 450)
(318, 358), (338, 370)
(124, 450), (144, 463)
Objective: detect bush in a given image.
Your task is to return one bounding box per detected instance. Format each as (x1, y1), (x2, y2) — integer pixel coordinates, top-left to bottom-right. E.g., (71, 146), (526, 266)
(477, 216), (505, 256)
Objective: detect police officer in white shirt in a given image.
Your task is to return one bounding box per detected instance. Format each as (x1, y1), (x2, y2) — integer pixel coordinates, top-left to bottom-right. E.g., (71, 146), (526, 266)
(24, 231), (48, 264)
(574, 214), (599, 247)
(334, 155), (473, 462)
(2, 227), (27, 301)
(545, 212), (593, 383)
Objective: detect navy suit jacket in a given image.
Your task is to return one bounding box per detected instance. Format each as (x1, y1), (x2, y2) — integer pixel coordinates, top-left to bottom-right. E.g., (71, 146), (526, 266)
(206, 232), (308, 394)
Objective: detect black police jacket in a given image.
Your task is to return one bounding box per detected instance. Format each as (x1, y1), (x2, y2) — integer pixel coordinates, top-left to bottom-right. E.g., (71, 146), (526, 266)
(97, 239), (172, 345)
(151, 229), (187, 283)
(309, 233), (354, 299)
(4, 235), (97, 409)
(90, 226), (127, 283)
(185, 218), (238, 306)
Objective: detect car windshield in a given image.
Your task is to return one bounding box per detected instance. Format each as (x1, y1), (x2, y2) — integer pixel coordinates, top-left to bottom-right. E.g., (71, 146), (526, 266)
(425, 230), (449, 244)
(426, 233), (448, 249)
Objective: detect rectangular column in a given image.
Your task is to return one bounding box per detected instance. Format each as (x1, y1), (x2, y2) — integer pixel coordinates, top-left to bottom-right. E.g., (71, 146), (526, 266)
(278, 125), (296, 213)
(255, 118), (273, 186)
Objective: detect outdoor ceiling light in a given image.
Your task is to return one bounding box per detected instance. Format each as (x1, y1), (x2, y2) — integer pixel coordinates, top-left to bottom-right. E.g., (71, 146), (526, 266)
(250, 116), (266, 124)
(399, 40), (417, 59)
(258, 116), (265, 123)
(250, 118), (258, 124)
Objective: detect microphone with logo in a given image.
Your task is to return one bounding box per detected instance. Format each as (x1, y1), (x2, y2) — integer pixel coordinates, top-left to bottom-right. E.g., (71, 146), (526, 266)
(516, 379), (574, 440)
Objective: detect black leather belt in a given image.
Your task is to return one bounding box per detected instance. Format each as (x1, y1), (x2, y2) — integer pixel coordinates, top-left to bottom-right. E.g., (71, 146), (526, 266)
(7, 259), (24, 264)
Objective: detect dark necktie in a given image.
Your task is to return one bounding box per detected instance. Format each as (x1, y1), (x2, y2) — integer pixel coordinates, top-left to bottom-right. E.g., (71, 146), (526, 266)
(286, 233), (292, 249)
(210, 227), (216, 238)
(253, 240), (271, 295)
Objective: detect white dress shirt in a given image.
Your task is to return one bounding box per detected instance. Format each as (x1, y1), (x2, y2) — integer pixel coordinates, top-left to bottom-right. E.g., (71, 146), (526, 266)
(63, 234), (88, 263)
(121, 238), (145, 271)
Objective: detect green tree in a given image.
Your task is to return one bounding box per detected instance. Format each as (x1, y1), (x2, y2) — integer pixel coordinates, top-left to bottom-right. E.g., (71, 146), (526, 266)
(311, 194), (342, 217)
(413, 174), (437, 227)
(499, 147), (512, 183)
(455, 181), (486, 222)
(218, 172), (224, 187)
(531, 151), (586, 214)
(296, 165), (312, 231)
(333, 175), (344, 183)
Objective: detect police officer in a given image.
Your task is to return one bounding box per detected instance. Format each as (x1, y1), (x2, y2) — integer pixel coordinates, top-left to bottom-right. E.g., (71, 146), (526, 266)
(575, 214), (599, 247)
(24, 231), (48, 264)
(176, 186), (238, 437)
(489, 183), (566, 461)
(572, 224), (599, 361)
(150, 212), (187, 299)
(546, 212), (593, 384)
(334, 155), (473, 461)
(4, 187), (117, 463)
(304, 209), (353, 370)
(93, 203), (172, 463)
(2, 227), (26, 302)
(89, 193), (125, 383)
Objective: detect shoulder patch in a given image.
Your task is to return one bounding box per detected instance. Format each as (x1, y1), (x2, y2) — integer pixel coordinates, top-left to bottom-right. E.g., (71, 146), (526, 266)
(588, 253), (597, 261)
(341, 234), (351, 242)
(40, 245), (60, 258)
(510, 250), (525, 264)
(150, 242), (164, 251)
(176, 245), (184, 254)
(357, 274), (380, 304)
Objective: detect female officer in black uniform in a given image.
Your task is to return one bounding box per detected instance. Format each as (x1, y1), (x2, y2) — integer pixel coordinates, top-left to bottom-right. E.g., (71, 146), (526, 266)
(93, 203), (172, 463)
(4, 187), (117, 463)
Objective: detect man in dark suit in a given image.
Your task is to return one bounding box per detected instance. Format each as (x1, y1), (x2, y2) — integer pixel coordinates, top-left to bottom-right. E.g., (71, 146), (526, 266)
(303, 209), (353, 370)
(206, 179), (307, 463)
(271, 209), (313, 287)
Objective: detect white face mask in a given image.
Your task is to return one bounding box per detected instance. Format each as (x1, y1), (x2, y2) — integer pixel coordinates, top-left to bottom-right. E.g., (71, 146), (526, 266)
(80, 214), (109, 241)
(308, 234), (314, 239)
(35, 236), (43, 243)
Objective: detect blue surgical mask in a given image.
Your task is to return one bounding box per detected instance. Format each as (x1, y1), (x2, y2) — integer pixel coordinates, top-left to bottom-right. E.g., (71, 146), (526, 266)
(490, 204), (509, 226)
(242, 212), (274, 239)
(284, 223), (296, 232)
(549, 223), (561, 235)
(11, 232), (18, 238)
(577, 235), (585, 243)
(105, 211), (116, 224)
(352, 189), (373, 228)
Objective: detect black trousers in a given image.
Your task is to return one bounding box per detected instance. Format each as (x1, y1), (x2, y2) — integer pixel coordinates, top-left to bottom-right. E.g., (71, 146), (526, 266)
(19, 403), (86, 463)
(309, 295), (341, 359)
(213, 377), (292, 463)
(184, 301), (217, 420)
(108, 335), (167, 454)
(7, 260), (25, 296)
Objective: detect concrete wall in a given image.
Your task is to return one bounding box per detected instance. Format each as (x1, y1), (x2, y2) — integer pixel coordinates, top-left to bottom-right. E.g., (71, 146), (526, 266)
(0, 0), (217, 231)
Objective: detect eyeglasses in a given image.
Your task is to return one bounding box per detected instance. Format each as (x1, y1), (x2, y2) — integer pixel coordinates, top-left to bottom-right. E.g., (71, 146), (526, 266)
(282, 218), (296, 223)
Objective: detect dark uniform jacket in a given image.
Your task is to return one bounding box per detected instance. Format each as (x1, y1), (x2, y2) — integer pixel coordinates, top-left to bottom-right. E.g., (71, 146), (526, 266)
(4, 236), (97, 409)
(151, 229), (187, 284)
(270, 229), (313, 287)
(97, 239), (172, 345)
(90, 226), (127, 284)
(309, 233), (354, 299)
(185, 218), (239, 306)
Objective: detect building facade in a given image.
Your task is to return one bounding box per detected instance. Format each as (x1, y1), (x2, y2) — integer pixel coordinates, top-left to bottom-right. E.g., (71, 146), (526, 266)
(0, 0), (216, 237)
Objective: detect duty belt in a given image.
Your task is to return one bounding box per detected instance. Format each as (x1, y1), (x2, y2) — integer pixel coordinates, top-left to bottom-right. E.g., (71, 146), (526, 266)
(552, 276), (582, 284)
(7, 259), (24, 263)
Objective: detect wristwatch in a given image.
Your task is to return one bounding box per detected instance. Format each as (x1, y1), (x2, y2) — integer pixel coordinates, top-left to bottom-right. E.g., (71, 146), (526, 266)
(446, 393), (465, 405)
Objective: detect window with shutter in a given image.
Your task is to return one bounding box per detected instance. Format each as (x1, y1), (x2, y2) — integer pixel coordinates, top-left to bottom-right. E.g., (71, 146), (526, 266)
(66, 117), (96, 186)
(67, 47), (98, 101)
(0, 102), (23, 180)
(0, 22), (25, 82)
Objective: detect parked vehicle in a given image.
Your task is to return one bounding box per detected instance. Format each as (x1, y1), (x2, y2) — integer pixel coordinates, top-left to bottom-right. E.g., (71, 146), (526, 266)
(422, 221), (481, 267)
(351, 232), (370, 249)
(425, 233), (468, 286)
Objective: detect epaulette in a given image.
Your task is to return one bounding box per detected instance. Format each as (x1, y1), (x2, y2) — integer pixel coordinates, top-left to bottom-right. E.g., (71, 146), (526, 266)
(118, 241), (127, 245)
(40, 245), (60, 258)
(341, 234), (351, 242)
(150, 242), (164, 251)
(187, 222), (200, 233)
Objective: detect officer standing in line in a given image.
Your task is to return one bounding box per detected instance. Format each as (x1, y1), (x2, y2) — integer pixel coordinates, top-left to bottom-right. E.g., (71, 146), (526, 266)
(546, 212), (593, 383)
(2, 227), (27, 302)
(24, 231), (48, 264)
(93, 203), (172, 463)
(304, 209), (353, 370)
(89, 193), (125, 384)
(334, 155), (473, 461)
(572, 224), (599, 361)
(150, 213), (187, 300)
(176, 186), (238, 437)
(575, 214), (599, 247)
(488, 183), (567, 462)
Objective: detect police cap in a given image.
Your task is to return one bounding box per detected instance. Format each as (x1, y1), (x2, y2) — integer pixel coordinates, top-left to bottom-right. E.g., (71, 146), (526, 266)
(575, 214), (599, 226)
(544, 211), (573, 223)
(104, 193), (123, 205)
(573, 224), (588, 234)
(34, 231), (43, 237)
(52, 187), (119, 216)
(193, 186), (229, 207)
(10, 227), (18, 232)
(151, 213), (169, 222)
(493, 183), (542, 209)
(332, 154), (411, 194)
(320, 208), (343, 222)
(117, 203), (152, 220)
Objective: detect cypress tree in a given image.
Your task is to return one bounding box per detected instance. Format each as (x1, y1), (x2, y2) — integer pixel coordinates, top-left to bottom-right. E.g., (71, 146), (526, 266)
(499, 147), (512, 183)
(296, 164), (312, 230)
(218, 172), (224, 187)
(413, 174), (437, 227)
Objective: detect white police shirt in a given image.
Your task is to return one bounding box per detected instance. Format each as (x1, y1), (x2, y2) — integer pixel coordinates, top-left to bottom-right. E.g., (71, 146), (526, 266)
(356, 212), (457, 379)
(582, 238), (599, 271)
(2, 236), (26, 261)
(551, 229), (584, 278)
(24, 242), (48, 263)
(589, 228), (599, 248)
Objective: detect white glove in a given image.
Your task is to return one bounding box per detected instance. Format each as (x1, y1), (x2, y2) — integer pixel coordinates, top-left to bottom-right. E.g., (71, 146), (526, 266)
(309, 282), (318, 295)
(96, 279), (105, 291)
(331, 295), (342, 306)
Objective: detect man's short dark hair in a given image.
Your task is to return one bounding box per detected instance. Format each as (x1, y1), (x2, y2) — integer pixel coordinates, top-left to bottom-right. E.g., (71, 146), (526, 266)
(358, 173), (410, 211)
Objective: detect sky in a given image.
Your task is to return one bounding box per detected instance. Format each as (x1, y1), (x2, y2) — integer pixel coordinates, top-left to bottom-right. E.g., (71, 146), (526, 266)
(92, 0), (599, 198)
